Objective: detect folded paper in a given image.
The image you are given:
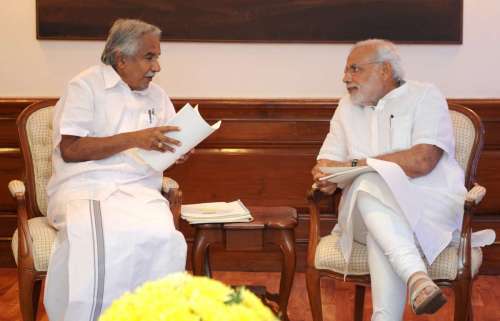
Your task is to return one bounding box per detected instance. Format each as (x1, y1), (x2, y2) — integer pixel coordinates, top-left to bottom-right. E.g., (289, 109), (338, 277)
(181, 200), (253, 224)
(319, 166), (375, 188)
(130, 103), (221, 171)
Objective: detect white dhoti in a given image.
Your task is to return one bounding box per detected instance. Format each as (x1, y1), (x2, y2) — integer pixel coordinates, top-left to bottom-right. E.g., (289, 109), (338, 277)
(336, 161), (462, 321)
(44, 191), (187, 321)
(336, 158), (463, 271)
(334, 160), (493, 321)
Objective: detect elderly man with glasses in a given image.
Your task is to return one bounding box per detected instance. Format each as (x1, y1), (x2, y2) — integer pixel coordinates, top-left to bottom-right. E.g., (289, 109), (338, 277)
(312, 39), (466, 320)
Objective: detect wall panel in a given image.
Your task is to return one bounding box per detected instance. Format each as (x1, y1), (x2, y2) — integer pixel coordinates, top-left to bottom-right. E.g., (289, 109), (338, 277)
(1, 98), (498, 273)
(36, 0), (462, 43)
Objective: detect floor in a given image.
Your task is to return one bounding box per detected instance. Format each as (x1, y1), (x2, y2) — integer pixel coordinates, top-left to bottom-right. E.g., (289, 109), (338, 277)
(0, 268), (499, 321)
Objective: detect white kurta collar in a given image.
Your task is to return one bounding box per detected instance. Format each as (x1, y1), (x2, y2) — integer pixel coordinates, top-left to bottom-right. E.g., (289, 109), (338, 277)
(101, 64), (152, 96)
(132, 87), (151, 96)
(374, 82), (408, 111)
(101, 64), (123, 90)
(380, 81), (408, 101)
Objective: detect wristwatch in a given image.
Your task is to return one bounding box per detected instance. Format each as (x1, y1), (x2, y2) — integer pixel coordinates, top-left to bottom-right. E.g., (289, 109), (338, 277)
(351, 159), (359, 167)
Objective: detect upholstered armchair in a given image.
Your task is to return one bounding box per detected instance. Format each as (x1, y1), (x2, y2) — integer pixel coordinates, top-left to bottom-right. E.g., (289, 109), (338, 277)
(306, 103), (486, 321)
(9, 99), (182, 321)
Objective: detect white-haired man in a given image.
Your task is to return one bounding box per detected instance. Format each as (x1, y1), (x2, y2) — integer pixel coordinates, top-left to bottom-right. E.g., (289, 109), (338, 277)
(312, 39), (466, 320)
(44, 19), (188, 321)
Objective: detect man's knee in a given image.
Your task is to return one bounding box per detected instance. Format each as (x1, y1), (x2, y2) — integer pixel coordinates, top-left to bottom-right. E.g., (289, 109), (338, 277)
(356, 190), (384, 215)
(352, 172), (385, 187)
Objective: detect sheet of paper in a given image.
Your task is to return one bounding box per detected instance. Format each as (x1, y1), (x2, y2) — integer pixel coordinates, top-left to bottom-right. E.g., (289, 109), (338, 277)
(319, 165), (374, 187)
(185, 216), (253, 224)
(130, 103), (221, 171)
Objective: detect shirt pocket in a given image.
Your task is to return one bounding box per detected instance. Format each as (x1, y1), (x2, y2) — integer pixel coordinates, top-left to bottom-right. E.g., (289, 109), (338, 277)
(138, 109), (158, 129)
(390, 115), (412, 151)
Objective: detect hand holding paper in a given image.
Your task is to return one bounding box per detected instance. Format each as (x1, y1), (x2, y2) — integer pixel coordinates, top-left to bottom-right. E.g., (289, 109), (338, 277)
(318, 165), (374, 188)
(130, 103), (221, 171)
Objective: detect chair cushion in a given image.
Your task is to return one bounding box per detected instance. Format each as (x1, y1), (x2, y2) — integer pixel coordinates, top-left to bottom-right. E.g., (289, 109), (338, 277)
(26, 106), (54, 216)
(315, 232), (483, 279)
(11, 217), (57, 272)
(315, 232), (369, 275)
(450, 109), (475, 172)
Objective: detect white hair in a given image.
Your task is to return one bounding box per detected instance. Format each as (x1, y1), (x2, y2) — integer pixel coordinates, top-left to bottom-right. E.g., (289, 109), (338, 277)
(101, 19), (161, 66)
(351, 39), (405, 82)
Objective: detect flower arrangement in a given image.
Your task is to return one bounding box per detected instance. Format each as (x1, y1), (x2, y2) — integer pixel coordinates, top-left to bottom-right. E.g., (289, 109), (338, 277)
(99, 272), (279, 321)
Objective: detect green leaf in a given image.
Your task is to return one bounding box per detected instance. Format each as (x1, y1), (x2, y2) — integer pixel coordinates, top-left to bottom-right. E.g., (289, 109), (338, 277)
(224, 287), (243, 305)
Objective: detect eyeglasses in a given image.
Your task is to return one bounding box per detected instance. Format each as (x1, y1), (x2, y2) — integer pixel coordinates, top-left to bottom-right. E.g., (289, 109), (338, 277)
(344, 61), (384, 75)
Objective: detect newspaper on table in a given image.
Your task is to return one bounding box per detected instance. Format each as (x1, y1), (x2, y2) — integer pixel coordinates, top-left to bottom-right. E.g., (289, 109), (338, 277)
(181, 200), (253, 224)
(129, 103), (221, 172)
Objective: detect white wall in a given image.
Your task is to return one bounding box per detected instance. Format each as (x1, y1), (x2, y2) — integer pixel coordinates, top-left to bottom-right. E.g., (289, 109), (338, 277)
(1, 0), (499, 98)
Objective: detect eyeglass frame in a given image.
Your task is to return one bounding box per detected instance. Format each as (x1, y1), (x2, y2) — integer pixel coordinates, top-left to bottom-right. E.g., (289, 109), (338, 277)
(344, 60), (385, 75)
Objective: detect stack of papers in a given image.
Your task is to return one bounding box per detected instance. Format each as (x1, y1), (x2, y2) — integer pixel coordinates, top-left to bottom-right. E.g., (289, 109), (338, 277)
(181, 200), (253, 224)
(319, 166), (375, 188)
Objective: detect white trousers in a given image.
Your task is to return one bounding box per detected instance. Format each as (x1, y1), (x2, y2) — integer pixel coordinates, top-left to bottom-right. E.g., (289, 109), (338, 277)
(44, 191), (187, 321)
(353, 190), (427, 321)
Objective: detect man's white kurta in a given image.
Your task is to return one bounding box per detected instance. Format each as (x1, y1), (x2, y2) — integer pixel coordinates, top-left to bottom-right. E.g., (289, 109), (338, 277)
(317, 81), (466, 267)
(44, 64), (187, 321)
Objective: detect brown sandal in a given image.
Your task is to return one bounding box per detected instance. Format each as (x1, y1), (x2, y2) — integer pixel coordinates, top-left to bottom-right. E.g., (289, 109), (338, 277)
(409, 275), (447, 315)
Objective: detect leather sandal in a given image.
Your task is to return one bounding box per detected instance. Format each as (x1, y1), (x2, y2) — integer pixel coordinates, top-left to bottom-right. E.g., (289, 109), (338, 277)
(409, 274), (447, 315)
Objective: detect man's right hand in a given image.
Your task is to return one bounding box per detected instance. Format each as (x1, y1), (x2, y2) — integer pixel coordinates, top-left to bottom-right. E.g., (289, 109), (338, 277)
(60, 126), (182, 162)
(130, 126), (181, 152)
(311, 159), (339, 195)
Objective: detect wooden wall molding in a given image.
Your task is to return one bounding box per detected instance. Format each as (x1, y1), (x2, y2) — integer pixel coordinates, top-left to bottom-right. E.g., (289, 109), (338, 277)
(1, 97), (499, 273)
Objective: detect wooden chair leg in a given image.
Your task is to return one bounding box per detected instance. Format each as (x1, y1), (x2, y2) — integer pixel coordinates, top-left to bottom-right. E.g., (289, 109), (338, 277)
(192, 231), (211, 276)
(453, 279), (472, 321)
(277, 230), (296, 321)
(203, 247), (212, 278)
(18, 270), (40, 321)
(468, 300), (473, 321)
(32, 280), (42, 321)
(354, 285), (365, 321)
(306, 267), (323, 321)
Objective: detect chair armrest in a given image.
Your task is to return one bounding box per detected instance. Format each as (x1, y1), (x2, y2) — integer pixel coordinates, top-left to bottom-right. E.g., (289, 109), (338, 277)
(8, 180), (34, 266)
(308, 184), (333, 203)
(306, 186), (341, 267)
(162, 177), (179, 193)
(8, 179), (26, 197)
(465, 183), (486, 206)
(457, 183), (486, 278)
(162, 177), (182, 229)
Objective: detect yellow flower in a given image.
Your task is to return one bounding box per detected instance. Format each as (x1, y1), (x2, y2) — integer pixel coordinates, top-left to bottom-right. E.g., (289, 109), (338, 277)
(99, 272), (279, 321)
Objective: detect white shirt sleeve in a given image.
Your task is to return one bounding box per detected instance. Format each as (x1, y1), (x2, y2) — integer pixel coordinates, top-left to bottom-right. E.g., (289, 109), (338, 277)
(411, 84), (455, 155)
(58, 80), (95, 138)
(317, 105), (349, 161)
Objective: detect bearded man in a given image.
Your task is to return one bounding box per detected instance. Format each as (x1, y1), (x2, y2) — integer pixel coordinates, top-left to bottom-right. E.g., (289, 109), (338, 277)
(312, 39), (466, 320)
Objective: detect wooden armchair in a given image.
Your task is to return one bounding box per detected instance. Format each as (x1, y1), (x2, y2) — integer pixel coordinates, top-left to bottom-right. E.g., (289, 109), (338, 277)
(9, 99), (183, 321)
(306, 103), (487, 321)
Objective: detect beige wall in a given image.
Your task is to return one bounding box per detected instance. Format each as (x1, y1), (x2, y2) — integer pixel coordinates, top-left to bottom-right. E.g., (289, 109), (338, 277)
(1, 0), (499, 98)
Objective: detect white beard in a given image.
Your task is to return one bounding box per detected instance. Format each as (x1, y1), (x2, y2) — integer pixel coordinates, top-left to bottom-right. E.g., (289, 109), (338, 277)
(349, 92), (365, 106)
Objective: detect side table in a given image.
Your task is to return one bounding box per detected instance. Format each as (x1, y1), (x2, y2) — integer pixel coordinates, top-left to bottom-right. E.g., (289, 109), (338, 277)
(192, 206), (298, 321)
